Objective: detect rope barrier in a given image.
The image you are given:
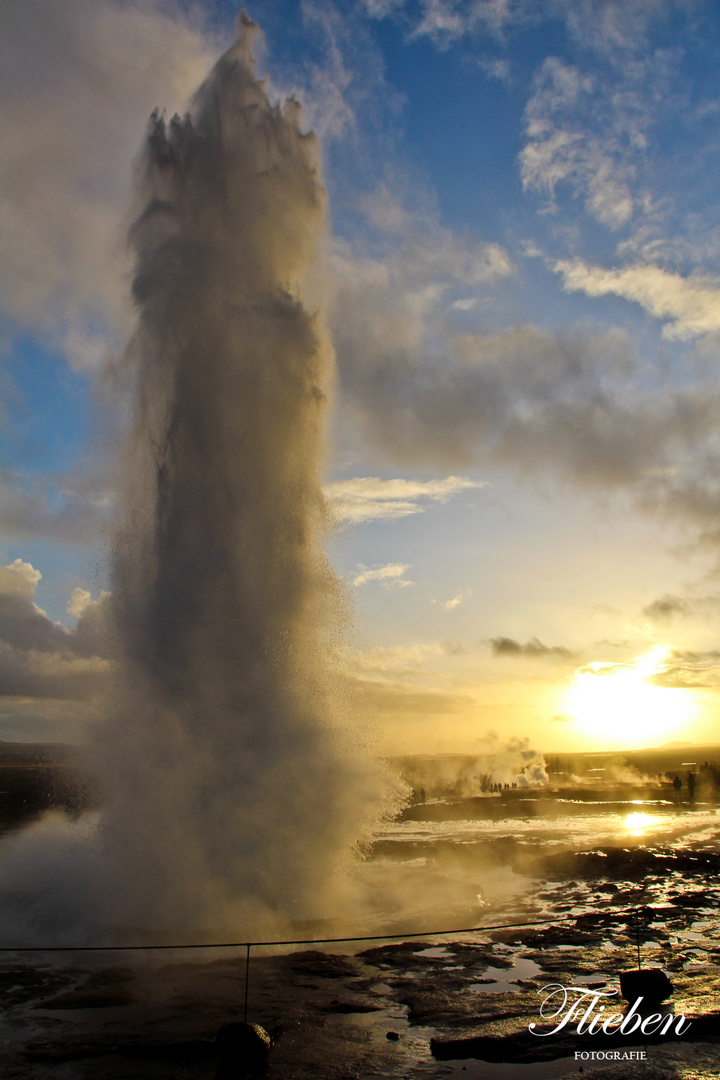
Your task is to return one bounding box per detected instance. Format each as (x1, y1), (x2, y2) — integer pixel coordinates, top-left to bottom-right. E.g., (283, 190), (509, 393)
(0, 915), (572, 953)
(1, 908), (711, 1024)
(0, 903), (705, 954)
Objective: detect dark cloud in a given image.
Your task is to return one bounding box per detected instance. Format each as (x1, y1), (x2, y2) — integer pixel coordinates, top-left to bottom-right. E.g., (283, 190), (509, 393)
(672, 649), (720, 663)
(648, 667), (718, 690)
(331, 231), (720, 547)
(334, 290), (720, 494)
(0, 560), (114, 703)
(643, 593), (720, 624)
(0, 593), (73, 655)
(643, 594), (692, 623)
(0, 469), (112, 546)
(0, 589), (113, 664)
(490, 636), (576, 660)
(0, 644), (109, 701)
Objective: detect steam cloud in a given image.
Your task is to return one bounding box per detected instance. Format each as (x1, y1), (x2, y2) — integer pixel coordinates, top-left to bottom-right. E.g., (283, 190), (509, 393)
(0, 18), (390, 943)
(396, 733), (548, 799)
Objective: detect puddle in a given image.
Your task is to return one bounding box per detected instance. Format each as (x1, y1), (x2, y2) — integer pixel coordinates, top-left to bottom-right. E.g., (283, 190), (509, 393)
(439, 1056), (587, 1080)
(470, 956), (543, 993)
(574, 973), (614, 986)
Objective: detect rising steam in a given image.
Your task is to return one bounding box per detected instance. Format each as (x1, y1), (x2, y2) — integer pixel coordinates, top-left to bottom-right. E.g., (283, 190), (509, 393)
(0, 17), (388, 944)
(93, 16), (388, 937)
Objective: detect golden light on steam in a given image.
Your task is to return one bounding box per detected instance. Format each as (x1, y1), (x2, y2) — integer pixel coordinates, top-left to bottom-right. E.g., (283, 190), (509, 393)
(564, 646), (694, 747)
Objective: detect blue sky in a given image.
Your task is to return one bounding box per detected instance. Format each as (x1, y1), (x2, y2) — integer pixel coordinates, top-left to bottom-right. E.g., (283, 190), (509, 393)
(3, 0), (720, 752)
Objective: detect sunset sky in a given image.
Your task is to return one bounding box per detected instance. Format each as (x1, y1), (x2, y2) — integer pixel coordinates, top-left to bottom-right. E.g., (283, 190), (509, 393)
(3, 0), (720, 753)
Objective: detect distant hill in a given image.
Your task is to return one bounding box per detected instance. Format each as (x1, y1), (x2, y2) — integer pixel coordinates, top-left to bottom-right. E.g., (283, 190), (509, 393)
(0, 740), (79, 766)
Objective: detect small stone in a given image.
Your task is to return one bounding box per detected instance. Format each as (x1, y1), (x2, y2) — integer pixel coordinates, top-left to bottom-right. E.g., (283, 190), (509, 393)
(386, 1031), (400, 1041)
(619, 967), (673, 1003)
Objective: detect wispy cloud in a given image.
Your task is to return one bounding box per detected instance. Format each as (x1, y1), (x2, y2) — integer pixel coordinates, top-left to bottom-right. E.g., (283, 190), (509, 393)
(520, 56), (637, 229)
(362, 0), (670, 55)
(353, 563), (414, 587)
(325, 476), (482, 523)
(649, 648), (720, 690)
(433, 591), (467, 610)
(479, 56), (512, 85)
(346, 641), (454, 676)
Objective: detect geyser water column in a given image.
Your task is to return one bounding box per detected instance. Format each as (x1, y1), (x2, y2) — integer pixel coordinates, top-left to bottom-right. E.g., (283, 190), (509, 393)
(97, 16), (383, 937)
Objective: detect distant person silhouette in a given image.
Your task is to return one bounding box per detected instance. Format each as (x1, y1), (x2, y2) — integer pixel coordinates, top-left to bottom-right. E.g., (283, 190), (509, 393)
(673, 775), (682, 800)
(420, 787), (426, 804)
(687, 772), (696, 800)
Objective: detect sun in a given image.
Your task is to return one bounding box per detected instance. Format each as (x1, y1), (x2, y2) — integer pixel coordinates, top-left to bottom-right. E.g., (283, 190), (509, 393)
(563, 645), (695, 747)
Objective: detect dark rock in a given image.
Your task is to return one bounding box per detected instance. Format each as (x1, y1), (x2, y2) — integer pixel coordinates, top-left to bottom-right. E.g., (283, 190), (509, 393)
(320, 1001), (382, 1014)
(619, 968), (673, 1003)
(386, 1031), (400, 1041)
(287, 950), (360, 978)
(215, 1022), (271, 1077)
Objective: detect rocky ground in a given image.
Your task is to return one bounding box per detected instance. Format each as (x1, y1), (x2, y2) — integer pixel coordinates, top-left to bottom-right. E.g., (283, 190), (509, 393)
(1, 768), (718, 1079)
(1, 889), (718, 1080)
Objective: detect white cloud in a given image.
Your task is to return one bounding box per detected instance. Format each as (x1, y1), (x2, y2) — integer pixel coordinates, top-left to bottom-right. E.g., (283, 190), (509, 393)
(326, 476), (483, 522)
(0, 559), (41, 598)
(479, 57), (512, 84)
(433, 590), (466, 610)
(67, 588), (92, 619)
(555, 259), (720, 339)
(353, 563), (414, 587)
(411, 0), (465, 45)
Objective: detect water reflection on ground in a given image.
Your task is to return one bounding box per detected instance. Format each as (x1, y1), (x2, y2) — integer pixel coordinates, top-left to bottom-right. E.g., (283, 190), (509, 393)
(1, 784), (718, 1078)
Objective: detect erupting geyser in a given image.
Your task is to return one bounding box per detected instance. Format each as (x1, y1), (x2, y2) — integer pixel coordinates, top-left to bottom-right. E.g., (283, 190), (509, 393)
(91, 16), (385, 937)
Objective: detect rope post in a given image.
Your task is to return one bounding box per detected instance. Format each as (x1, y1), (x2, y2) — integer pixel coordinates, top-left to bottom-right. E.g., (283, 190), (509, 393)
(636, 909), (642, 970)
(244, 942), (251, 1023)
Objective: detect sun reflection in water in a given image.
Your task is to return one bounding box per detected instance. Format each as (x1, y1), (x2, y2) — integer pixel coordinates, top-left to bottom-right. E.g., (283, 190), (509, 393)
(624, 811), (655, 836)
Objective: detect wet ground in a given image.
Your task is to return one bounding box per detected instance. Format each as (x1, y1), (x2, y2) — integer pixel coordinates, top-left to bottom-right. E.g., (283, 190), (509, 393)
(1, 883), (717, 1080)
(1, 788), (718, 1079)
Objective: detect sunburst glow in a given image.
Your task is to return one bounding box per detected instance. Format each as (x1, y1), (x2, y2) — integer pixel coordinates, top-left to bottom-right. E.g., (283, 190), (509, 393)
(564, 646), (695, 747)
